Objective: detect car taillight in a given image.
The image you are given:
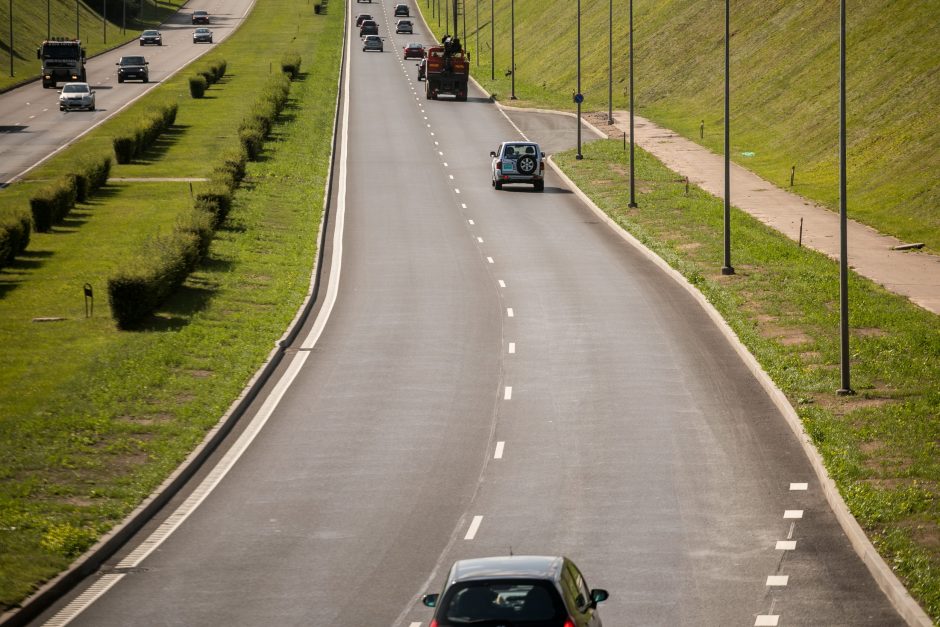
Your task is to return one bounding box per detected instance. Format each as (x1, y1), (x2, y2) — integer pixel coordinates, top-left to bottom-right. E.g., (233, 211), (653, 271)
(564, 620), (575, 627)
(496, 161), (502, 169)
(429, 620), (438, 627)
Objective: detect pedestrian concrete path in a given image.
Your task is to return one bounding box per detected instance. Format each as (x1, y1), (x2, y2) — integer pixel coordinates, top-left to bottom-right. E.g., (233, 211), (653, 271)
(605, 111), (940, 315)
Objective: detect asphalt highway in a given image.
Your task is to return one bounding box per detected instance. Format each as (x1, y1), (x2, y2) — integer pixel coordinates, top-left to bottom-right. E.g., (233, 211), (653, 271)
(0, 0), (254, 186)
(29, 0), (906, 625)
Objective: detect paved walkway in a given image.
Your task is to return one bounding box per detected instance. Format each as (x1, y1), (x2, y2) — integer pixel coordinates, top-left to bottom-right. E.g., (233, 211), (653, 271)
(600, 112), (940, 315)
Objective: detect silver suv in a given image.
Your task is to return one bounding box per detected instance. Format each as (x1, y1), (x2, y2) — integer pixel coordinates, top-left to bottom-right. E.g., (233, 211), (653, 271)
(490, 141), (545, 191)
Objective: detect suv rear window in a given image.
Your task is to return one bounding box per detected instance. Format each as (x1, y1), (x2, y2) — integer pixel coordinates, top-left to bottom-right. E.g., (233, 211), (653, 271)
(441, 581), (563, 624)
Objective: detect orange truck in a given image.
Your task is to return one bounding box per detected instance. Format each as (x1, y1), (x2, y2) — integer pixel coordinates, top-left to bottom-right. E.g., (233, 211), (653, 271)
(424, 37), (468, 101)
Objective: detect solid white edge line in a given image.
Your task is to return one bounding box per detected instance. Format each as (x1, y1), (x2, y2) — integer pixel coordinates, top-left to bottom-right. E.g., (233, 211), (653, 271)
(464, 516), (484, 540)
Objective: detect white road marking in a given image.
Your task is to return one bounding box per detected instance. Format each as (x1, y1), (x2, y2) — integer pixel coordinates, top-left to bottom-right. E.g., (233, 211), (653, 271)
(443, 162), (448, 167)
(498, 280), (506, 287)
(504, 386), (512, 400)
(426, 123), (431, 128)
(508, 342), (515, 354)
(43, 574), (125, 626)
(790, 482), (808, 490)
(477, 237), (484, 243)
(455, 188), (461, 194)
(787, 522), (795, 539)
(775, 540), (796, 550)
(431, 132), (435, 136)
(755, 616), (779, 626)
(408, 623), (422, 627)
(494, 441), (505, 459)
(507, 308), (514, 317)
(461, 203), (467, 209)
(468, 219), (474, 225)
(434, 141), (439, 145)
(487, 257), (494, 264)
(784, 509), (803, 519)
(464, 515), (483, 540)
(438, 151), (444, 156)
(766, 575), (789, 586)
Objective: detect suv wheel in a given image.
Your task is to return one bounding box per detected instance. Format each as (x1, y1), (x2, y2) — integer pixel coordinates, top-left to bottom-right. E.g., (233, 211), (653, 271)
(517, 155), (537, 175)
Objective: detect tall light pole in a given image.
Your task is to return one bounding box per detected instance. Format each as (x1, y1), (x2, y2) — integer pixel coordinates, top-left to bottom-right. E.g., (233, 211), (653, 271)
(48, 0), (51, 40)
(510, 0), (516, 99)
(475, 0), (479, 66)
(576, 0), (583, 159)
(103, 0), (107, 45)
(721, 0), (734, 275)
(837, 0), (853, 396)
(8, 0), (13, 78)
(628, 0), (637, 207)
(76, 0), (80, 39)
(607, 0), (613, 124)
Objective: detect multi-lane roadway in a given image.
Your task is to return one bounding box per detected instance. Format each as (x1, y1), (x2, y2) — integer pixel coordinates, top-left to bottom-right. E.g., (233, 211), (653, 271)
(16, 0), (910, 625)
(0, 0), (254, 186)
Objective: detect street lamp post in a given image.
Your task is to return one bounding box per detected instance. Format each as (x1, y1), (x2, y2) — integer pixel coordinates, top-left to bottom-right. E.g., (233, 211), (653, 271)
(476, 0), (479, 66)
(103, 0), (107, 45)
(490, 0), (494, 80)
(510, 0), (516, 99)
(628, 0), (637, 207)
(576, 0), (583, 159)
(607, 0), (613, 125)
(837, 0), (853, 395)
(48, 0), (51, 40)
(721, 0), (734, 275)
(8, 0), (13, 78)
(76, 0), (80, 39)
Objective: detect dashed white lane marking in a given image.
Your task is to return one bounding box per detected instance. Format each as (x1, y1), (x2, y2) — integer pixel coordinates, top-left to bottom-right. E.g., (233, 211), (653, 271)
(455, 188), (461, 194)
(494, 441), (505, 459)
(449, 174), (454, 180)
(775, 540), (796, 550)
(790, 482), (808, 490)
(461, 203), (467, 209)
(487, 257), (494, 264)
(438, 151), (444, 156)
(43, 574), (125, 626)
(766, 575), (789, 586)
(508, 342), (515, 354)
(754, 616), (780, 626)
(426, 123), (431, 128)
(464, 515), (484, 540)
(409, 623), (422, 627)
(443, 162), (449, 167)
(784, 509), (803, 519)
(507, 308), (514, 317)
(477, 237), (484, 243)
(504, 386), (512, 400)
(498, 280), (506, 287)
(468, 219), (474, 225)
(434, 141), (439, 145)
(430, 132), (435, 136)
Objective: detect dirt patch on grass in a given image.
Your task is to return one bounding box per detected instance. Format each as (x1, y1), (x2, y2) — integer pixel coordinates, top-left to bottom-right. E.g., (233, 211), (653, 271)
(117, 413), (173, 425)
(813, 393), (898, 416)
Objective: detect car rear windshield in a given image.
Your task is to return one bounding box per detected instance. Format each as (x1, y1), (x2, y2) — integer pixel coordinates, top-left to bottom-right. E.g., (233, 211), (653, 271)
(441, 581), (564, 625)
(121, 57), (145, 65)
(63, 84), (88, 93)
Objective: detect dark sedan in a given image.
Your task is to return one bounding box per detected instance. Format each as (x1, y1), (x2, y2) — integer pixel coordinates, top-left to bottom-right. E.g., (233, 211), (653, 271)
(192, 10), (210, 24)
(139, 29), (162, 46)
(192, 27), (213, 44)
(116, 56), (149, 83)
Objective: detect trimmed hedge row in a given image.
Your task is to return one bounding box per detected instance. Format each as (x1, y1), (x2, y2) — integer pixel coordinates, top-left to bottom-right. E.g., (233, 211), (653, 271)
(189, 59), (227, 98)
(238, 71), (292, 161)
(108, 61), (298, 328)
(112, 103), (178, 164)
(0, 209), (31, 268)
(24, 151), (113, 234)
(281, 51), (302, 79)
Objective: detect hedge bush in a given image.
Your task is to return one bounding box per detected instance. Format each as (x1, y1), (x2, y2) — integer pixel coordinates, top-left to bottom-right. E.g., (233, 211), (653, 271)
(176, 208), (215, 259)
(189, 75), (208, 99)
(108, 231), (201, 328)
(29, 177), (77, 232)
(280, 52), (302, 79)
(0, 209), (31, 268)
(112, 103), (177, 163)
(82, 153), (113, 194)
(215, 144), (248, 184)
(194, 183), (233, 228)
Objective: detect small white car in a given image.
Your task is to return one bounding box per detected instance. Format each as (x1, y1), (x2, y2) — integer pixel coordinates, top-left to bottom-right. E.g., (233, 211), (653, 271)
(59, 82), (95, 111)
(490, 141), (545, 191)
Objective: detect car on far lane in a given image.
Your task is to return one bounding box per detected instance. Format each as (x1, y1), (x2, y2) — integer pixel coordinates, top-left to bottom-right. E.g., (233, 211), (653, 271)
(357, 0), (372, 3)
(116, 56), (149, 83)
(58, 82), (95, 111)
(359, 20), (378, 36)
(394, 3), (410, 16)
(403, 42), (425, 59)
(356, 13), (373, 26)
(422, 556), (609, 627)
(490, 141), (546, 191)
(396, 19), (413, 34)
(193, 27), (213, 44)
(139, 29), (162, 46)
(192, 10), (210, 24)
(362, 35), (383, 52)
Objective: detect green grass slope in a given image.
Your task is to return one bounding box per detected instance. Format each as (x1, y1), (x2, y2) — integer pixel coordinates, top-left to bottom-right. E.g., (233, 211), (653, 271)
(447, 0), (939, 251)
(0, 0), (186, 92)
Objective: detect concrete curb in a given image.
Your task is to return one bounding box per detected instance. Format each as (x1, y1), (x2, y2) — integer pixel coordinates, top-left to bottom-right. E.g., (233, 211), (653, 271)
(0, 3), (348, 626)
(546, 156), (933, 627)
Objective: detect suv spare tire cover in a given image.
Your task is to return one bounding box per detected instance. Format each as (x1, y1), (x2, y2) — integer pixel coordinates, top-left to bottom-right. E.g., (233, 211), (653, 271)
(517, 155), (537, 175)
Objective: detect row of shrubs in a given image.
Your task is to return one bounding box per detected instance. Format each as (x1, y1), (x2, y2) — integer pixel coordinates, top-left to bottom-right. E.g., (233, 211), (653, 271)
(0, 209), (31, 268)
(29, 153), (113, 233)
(112, 102), (178, 164)
(188, 59), (227, 98)
(108, 59), (300, 328)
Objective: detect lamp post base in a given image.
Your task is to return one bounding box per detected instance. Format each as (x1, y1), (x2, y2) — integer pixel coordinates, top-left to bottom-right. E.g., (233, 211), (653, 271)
(721, 266), (735, 275)
(836, 387), (855, 397)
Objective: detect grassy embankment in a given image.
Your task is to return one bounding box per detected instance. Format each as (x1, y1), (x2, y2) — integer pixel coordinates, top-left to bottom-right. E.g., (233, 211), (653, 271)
(436, 0), (939, 252)
(423, 1), (940, 621)
(0, 0), (342, 610)
(0, 0), (187, 92)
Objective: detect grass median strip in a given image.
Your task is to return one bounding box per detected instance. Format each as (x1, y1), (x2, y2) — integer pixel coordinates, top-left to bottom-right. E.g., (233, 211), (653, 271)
(0, 0), (342, 610)
(553, 139), (939, 621)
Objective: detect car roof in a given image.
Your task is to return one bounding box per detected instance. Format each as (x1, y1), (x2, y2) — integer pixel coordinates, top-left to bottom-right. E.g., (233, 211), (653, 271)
(449, 556), (565, 583)
(142, 29), (159, 34)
